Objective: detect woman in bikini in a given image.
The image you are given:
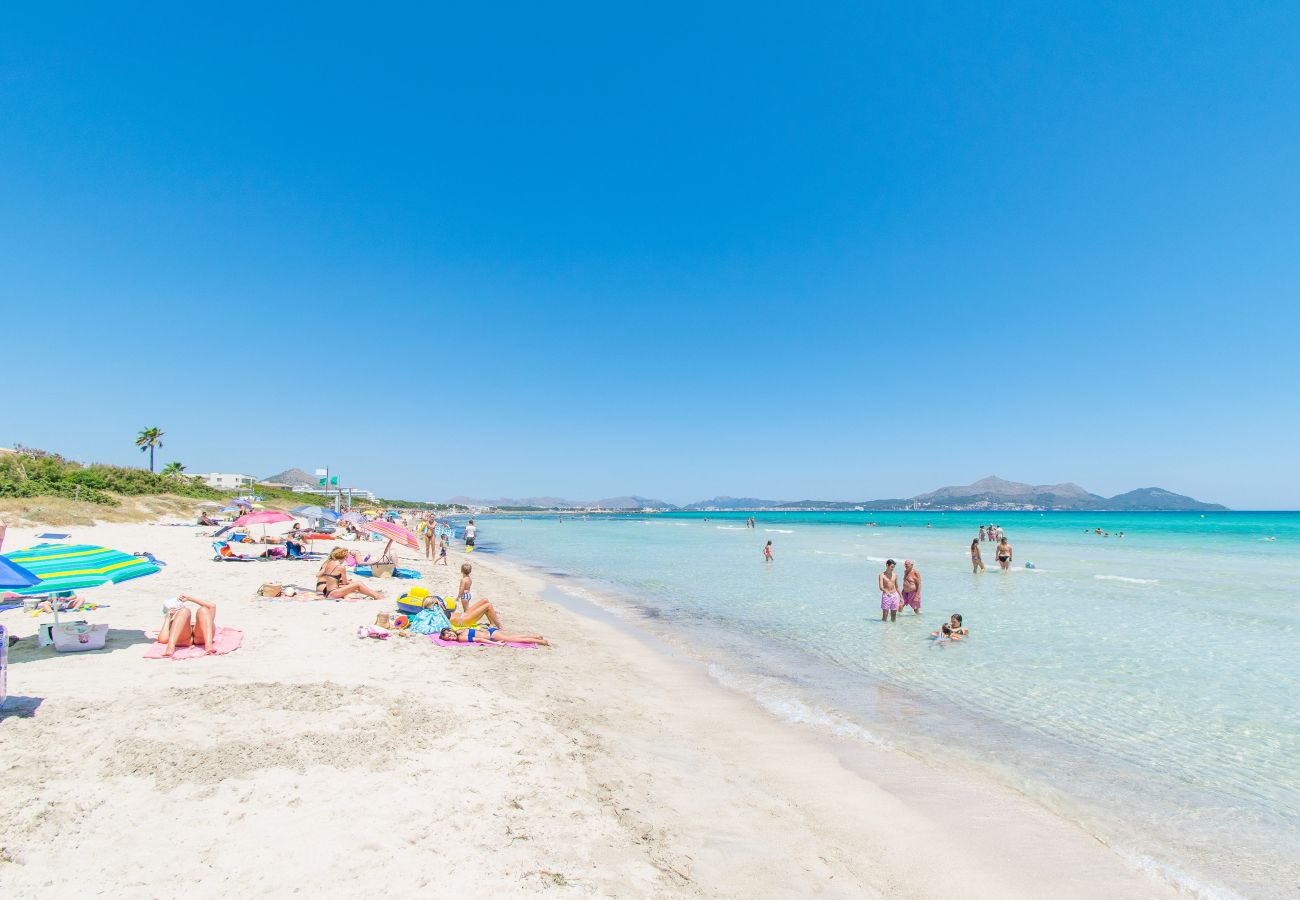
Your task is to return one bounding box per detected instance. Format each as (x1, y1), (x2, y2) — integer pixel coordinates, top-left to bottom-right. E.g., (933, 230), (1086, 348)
(156, 594), (218, 657)
(438, 626), (549, 646)
(317, 547), (383, 599)
(970, 538), (985, 573)
(449, 562), (504, 629)
(996, 536), (1013, 571)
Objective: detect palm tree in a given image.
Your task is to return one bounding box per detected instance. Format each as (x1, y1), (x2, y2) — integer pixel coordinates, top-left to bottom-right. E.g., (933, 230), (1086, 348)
(161, 461), (187, 479)
(135, 427), (164, 473)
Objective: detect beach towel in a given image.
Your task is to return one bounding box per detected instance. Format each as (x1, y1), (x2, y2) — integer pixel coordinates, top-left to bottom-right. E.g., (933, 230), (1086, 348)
(143, 628), (243, 660)
(428, 634), (536, 650)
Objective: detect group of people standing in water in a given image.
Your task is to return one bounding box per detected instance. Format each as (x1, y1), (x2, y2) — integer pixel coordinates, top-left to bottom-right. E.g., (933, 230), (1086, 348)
(971, 526), (1013, 572)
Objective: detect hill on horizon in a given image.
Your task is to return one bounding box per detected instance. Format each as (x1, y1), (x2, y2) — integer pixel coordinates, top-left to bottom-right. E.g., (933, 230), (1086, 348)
(446, 477), (1225, 511)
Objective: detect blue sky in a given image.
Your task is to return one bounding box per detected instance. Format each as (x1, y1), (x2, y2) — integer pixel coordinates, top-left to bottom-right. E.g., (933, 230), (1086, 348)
(3, 3), (1298, 507)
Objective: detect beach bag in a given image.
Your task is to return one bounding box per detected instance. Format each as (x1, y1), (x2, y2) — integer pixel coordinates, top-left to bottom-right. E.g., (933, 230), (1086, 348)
(370, 562), (395, 578)
(258, 582), (283, 597)
(374, 613), (409, 629)
(407, 607), (450, 635)
(51, 622), (109, 653)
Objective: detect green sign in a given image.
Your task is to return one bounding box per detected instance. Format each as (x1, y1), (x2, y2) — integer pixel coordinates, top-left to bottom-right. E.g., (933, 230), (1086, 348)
(320, 476), (339, 486)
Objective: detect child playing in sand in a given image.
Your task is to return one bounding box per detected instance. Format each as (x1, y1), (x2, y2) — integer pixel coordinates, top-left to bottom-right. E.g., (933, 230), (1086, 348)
(764, 541), (773, 562)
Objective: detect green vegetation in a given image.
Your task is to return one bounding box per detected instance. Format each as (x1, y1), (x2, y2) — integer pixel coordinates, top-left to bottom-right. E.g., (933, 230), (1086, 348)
(134, 426), (165, 473)
(0, 446), (222, 506)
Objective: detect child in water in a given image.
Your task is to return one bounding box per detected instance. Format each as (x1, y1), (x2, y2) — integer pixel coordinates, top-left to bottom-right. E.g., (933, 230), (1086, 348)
(929, 624), (963, 646)
(763, 541), (774, 562)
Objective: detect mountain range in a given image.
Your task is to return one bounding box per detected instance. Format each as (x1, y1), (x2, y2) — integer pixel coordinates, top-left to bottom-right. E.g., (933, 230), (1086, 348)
(449, 477), (1226, 512)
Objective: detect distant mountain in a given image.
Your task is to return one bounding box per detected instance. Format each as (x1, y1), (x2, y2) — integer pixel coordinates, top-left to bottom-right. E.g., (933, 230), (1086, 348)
(907, 476), (1224, 511)
(1103, 487), (1226, 511)
(912, 476), (1104, 510)
(683, 496), (784, 510)
(262, 467), (317, 486)
(446, 478), (1225, 512)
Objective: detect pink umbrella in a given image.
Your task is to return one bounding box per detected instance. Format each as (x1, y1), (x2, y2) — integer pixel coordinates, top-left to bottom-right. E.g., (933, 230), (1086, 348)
(232, 509), (296, 543)
(365, 519), (419, 559)
(233, 511), (295, 526)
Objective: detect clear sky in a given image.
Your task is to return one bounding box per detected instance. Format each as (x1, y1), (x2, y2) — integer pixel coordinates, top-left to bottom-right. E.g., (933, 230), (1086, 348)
(3, 3), (1298, 508)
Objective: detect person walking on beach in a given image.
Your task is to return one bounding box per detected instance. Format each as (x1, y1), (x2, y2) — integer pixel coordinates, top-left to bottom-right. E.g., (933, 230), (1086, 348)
(763, 540), (774, 562)
(970, 538), (985, 573)
(996, 535), (1013, 571)
(901, 560), (922, 614)
(437, 534), (449, 565)
(464, 519), (477, 550)
(422, 516), (436, 560)
(879, 559), (902, 622)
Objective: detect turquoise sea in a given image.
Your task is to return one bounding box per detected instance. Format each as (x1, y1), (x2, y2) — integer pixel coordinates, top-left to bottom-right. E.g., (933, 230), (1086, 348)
(479, 511), (1300, 899)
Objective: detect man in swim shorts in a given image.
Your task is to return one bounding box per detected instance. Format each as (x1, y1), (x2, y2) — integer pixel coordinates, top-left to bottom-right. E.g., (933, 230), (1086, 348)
(464, 519), (476, 549)
(879, 559), (902, 623)
(901, 560), (922, 614)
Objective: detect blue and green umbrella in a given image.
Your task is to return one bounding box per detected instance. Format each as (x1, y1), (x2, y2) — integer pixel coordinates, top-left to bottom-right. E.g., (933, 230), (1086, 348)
(5, 544), (161, 595)
(0, 554), (40, 590)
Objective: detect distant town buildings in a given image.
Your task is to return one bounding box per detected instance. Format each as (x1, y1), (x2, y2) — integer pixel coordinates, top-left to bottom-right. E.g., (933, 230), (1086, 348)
(199, 472), (257, 490)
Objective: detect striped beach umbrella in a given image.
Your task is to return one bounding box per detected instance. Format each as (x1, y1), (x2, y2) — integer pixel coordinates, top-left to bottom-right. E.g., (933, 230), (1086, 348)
(365, 519), (419, 551)
(0, 554), (40, 590)
(6, 544), (161, 596)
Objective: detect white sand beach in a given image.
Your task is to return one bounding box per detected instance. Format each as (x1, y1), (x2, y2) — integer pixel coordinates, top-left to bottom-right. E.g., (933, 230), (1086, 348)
(0, 518), (1177, 898)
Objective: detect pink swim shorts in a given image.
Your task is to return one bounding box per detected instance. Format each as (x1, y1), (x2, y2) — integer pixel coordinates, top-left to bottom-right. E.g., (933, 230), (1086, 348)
(881, 591), (902, 612)
(901, 590), (921, 611)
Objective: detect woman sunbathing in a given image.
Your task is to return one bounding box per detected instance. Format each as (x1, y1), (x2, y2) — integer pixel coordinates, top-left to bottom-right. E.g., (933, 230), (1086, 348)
(316, 547), (383, 600)
(156, 594), (217, 657)
(437, 626), (549, 646)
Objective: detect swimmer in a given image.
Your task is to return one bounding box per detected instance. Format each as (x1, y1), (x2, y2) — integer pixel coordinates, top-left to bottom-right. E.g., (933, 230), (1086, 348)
(996, 536), (1013, 571)
(901, 560), (922, 614)
(764, 540), (773, 562)
(929, 623), (963, 646)
(879, 559), (902, 623)
(948, 613), (968, 636)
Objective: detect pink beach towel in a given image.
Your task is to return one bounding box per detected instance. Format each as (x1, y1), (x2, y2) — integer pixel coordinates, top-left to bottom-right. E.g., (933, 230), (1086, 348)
(429, 635), (536, 650)
(144, 627), (244, 660)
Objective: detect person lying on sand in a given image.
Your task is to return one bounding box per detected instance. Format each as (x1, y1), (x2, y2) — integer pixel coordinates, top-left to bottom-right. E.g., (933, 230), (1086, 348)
(437, 626), (548, 646)
(156, 594), (218, 657)
(316, 547), (383, 600)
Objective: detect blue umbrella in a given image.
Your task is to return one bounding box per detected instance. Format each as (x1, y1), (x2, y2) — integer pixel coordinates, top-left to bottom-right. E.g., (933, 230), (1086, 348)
(291, 505), (340, 523)
(0, 554), (40, 590)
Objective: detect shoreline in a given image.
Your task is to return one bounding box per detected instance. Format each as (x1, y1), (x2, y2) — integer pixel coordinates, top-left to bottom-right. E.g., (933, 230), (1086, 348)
(1, 518), (1177, 897)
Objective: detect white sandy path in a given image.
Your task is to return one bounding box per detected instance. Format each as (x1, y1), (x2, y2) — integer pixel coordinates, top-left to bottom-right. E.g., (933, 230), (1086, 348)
(0, 520), (1176, 898)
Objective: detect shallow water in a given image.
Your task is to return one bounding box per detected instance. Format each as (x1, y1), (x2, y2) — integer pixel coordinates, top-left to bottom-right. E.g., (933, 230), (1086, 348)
(483, 511), (1300, 899)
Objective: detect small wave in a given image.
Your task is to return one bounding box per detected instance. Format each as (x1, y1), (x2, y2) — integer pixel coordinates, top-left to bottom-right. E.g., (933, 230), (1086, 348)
(765, 528), (794, 534)
(866, 556), (893, 563)
(1119, 851), (1247, 900)
(717, 525), (746, 530)
(1095, 575), (1158, 584)
(707, 664), (889, 748)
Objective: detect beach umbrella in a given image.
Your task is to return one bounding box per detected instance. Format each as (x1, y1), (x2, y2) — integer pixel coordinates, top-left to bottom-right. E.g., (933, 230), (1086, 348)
(291, 505), (339, 523)
(6, 544), (162, 624)
(339, 511), (365, 524)
(365, 519), (419, 560)
(233, 510), (294, 526)
(0, 554), (40, 590)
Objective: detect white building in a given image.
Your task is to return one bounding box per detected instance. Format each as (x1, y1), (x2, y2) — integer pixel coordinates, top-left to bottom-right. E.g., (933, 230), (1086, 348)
(199, 472), (257, 490)
(292, 485), (377, 502)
